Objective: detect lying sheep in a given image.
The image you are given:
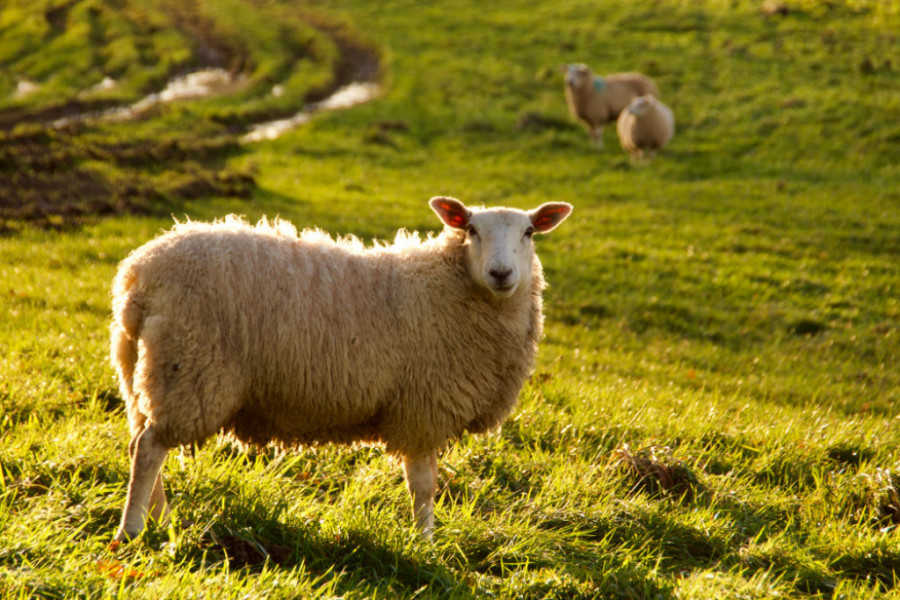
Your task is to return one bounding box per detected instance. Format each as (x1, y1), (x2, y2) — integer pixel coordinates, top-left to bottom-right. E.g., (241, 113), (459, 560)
(110, 197), (572, 541)
(616, 94), (675, 161)
(563, 63), (659, 149)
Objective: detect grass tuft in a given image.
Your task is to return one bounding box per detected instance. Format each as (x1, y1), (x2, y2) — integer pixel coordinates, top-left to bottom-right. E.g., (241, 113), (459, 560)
(612, 444), (702, 501)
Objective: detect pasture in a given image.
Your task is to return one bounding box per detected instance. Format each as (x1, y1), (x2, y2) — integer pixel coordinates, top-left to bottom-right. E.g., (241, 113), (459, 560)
(1, 0), (899, 597)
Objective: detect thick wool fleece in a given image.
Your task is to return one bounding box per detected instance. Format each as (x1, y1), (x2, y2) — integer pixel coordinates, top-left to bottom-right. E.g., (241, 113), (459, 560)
(616, 96), (675, 158)
(111, 217), (545, 457)
(565, 72), (659, 130)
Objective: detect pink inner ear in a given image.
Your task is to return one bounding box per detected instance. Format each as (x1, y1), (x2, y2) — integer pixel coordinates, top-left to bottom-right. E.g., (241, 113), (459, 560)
(532, 205), (570, 231)
(445, 212), (467, 228)
(435, 200), (468, 228)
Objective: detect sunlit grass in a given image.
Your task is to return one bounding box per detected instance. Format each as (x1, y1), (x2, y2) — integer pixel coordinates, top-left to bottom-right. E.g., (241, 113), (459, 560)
(1, 0), (900, 597)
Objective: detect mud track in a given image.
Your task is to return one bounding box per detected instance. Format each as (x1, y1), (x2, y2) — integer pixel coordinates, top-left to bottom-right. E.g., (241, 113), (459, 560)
(0, 10), (380, 232)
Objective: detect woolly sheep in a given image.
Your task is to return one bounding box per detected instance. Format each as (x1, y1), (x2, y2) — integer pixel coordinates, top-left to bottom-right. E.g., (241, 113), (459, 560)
(111, 197), (572, 541)
(616, 94), (675, 161)
(562, 63), (659, 149)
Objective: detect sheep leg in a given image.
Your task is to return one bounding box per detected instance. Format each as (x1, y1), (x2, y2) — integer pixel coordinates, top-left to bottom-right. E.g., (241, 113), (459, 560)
(147, 472), (169, 524)
(402, 452), (437, 538)
(126, 423), (169, 526)
(590, 126), (604, 149)
(115, 424), (169, 541)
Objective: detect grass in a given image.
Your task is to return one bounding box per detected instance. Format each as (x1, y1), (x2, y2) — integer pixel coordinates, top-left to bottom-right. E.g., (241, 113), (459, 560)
(2, 0), (900, 597)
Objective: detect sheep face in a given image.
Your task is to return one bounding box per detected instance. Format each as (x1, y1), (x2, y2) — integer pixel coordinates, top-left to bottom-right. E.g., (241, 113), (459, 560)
(564, 63), (592, 91)
(627, 95), (653, 116)
(430, 197), (572, 299)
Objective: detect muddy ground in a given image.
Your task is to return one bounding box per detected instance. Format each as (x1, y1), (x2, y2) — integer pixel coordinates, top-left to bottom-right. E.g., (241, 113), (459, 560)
(0, 10), (379, 232)
(0, 127), (257, 232)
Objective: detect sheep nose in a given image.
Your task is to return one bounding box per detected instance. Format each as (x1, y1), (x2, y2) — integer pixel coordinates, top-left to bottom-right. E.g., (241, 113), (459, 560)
(489, 267), (513, 282)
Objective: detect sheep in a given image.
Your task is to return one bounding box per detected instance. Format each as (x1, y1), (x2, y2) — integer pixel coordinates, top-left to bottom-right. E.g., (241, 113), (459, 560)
(562, 63), (659, 149)
(110, 197), (573, 541)
(615, 94), (675, 161)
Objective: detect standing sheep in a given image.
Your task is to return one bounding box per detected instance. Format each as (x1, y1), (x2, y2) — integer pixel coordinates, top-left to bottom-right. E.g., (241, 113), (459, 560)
(616, 94), (675, 161)
(562, 63), (659, 149)
(110, 197), (572, 541)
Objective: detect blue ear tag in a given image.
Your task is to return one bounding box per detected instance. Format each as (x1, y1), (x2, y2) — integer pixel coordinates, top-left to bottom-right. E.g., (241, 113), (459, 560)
(593, 77), (606, 91)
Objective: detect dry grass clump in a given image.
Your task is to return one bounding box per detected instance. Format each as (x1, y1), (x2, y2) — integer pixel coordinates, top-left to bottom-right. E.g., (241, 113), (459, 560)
(831, 467), (900, 528)
(868, 468), (900, 525)
(612, 444), (702, 501)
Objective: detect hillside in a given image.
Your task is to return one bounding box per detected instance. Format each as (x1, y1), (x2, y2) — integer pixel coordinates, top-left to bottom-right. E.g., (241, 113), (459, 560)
(1, 0), (899, 598)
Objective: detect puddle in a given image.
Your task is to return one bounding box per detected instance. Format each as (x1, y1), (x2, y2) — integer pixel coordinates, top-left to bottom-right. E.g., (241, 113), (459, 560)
(147, 68), (239, 104)
(46, 70), (379, 141)
(52, 68), (242, 127)
(92, 77), (117, 92)
(13, 79), (40, 99)
(241, 82), (381, 143)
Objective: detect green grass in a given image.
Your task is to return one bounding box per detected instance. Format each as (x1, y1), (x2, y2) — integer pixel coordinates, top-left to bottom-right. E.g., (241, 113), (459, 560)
(2, 0), (900, 597)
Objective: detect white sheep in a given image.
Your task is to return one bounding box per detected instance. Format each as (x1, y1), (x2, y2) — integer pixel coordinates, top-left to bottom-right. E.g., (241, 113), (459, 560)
(110, 197), (572, 541)
(616, 94), (675, 161)
(562, 63), (659, 149)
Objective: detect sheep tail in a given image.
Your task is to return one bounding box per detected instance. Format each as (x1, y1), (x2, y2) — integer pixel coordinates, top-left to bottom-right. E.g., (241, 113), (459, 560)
(110, 274), (146, 434)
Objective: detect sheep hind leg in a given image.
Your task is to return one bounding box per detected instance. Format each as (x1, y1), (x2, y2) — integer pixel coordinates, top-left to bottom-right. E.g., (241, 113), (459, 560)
(125, 421), (169, 527)
(147, 471), (169, 524)
(125, 424), (169, 526)
(115, 424), (169, 541)
(402, 452), (437, 538)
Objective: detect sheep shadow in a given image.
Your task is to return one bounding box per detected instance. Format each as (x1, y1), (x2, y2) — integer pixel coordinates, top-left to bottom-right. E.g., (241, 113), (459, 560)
(193, 522), (468, 597)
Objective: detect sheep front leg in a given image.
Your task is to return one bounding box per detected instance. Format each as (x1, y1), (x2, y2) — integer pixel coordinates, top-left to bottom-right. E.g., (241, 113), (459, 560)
(402, 452), (437, 538)
(115, 424), (169, 541)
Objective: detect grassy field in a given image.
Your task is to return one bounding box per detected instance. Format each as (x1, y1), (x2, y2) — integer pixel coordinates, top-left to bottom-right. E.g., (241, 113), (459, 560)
(2, 0), (900, 597)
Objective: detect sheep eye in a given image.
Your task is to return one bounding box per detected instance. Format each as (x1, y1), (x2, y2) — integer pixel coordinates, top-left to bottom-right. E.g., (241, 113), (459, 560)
(524, 226), (535, 239)
(467, 225), (479, 238)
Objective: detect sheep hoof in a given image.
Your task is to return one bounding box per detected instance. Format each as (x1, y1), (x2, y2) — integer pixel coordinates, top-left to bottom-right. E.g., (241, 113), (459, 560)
(113, 527), (138, 543)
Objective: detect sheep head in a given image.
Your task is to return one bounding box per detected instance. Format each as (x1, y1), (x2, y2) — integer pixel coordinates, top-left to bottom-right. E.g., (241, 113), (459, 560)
(564, 63), (593, 90)
(430, 197), (572, 299)
(626, 95), (654, 116)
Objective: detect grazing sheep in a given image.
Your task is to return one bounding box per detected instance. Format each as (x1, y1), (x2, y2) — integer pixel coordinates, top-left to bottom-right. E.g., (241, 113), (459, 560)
(110, 197), (572, 541)
(616, 94), (675, 161)
(562, 63), (659, 149)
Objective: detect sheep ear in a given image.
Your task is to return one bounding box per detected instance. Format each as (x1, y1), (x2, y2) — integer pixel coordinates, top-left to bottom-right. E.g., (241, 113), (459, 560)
(529, 203), (572, 233)
(430, 196), (471, 229)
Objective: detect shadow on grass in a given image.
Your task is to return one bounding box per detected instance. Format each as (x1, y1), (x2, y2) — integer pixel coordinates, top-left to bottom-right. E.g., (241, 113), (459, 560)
(171, 518), (467, 597)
